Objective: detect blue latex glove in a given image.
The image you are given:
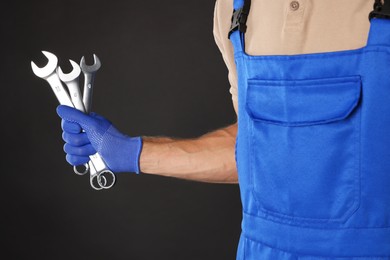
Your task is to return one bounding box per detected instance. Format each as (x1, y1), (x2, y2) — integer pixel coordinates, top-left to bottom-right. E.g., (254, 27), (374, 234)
(56, 105), (143, 174)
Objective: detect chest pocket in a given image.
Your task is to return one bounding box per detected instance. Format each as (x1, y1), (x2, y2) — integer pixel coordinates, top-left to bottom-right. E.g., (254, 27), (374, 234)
(245, 76), (361, 224)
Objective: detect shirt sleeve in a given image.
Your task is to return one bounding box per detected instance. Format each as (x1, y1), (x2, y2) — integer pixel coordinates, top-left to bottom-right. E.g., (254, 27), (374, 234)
(213, 0), (238, 110)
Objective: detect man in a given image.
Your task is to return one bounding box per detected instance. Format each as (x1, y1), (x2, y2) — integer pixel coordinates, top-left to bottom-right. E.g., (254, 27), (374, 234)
(57, 0), (390, 259)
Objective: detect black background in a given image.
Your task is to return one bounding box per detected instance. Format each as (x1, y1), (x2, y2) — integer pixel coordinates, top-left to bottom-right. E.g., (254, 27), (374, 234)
(1, 0), (242, 259)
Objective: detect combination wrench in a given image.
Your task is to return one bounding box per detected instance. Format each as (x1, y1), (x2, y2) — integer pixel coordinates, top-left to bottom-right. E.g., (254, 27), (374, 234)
(57, 60), (89, 176)
(77, 55), (116, 188)
(31, 50), (116, 190)
(78, 54), (116, 189)
(57, 57), (116, 190)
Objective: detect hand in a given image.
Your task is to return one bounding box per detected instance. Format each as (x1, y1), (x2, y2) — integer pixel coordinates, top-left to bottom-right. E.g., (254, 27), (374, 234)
(56, 105), (143, 174)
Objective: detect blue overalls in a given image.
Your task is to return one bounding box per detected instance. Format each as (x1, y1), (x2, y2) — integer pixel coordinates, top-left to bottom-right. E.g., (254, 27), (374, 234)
(229, 0), (390, 258)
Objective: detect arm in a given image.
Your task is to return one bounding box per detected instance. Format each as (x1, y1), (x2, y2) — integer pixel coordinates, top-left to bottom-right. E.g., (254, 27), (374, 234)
(57, 101), (239, 184)
(140, 122), (238, 184)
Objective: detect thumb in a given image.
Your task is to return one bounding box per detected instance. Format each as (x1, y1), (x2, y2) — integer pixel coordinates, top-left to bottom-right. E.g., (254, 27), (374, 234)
(56, 105), (95, 130)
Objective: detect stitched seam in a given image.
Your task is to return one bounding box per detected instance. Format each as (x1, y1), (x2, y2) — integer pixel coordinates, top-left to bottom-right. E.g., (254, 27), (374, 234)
(245, 77), (361, 126)
(243, 210), (390, 230)
(241, 233), (390, 258)
(98, 124), (113, 154)
(247, 117), (361, 223)
(240, 47), (390, 61)
(247, 76), (361, 86)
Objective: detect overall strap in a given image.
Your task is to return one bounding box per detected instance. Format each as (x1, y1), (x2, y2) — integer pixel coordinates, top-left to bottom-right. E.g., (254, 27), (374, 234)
(228, 0), (251, 39)
(228, 0), (251, 54)
(368, 0), (390, 46)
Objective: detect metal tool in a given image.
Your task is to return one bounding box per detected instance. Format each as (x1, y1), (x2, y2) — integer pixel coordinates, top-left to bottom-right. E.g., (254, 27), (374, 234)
(31, 51), (116, 190)
(57, 60), (89, 176)
(80, 54), (101, 113)
(56, 56), (116, 190)
(78, 54), (116, 189)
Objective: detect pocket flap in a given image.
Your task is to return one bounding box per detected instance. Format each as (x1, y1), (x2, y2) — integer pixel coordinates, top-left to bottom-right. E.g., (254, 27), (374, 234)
(246, 76), (362, 126)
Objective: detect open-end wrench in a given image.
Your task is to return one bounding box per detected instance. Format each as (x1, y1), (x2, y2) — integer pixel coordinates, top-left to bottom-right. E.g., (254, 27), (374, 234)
(57, 60), (89, 176)
(80, 54), (101, 113)
(79, 54), (116, 189)
(57, 58), (115, 190)
(31, 51), (74, 107)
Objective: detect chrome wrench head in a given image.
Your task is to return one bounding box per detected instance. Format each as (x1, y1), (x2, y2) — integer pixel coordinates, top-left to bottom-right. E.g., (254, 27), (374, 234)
(80, 54), (101, 114)
(80, 54), (101, 73)
(31, 51), (58, 78)
(89, 161), (103, 191)
(73, 164), (89, 176)
(57, 60), (81, 83)
(31, 51), (74, 107)
(97, 170), (116, 189)
(89, 161), (114, 190)
(56, 59), (85, 112)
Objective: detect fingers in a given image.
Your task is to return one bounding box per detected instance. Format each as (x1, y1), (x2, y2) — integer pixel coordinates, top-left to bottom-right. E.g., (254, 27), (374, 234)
(62, 132), (90, 146)
(57, 105), (103, 168)
(62, 130), (95, 167)
(61, 120), (82, 134)
(65, 154), (90, 166)
(64, 143), (96, 157)
(63, 143), (95, 166)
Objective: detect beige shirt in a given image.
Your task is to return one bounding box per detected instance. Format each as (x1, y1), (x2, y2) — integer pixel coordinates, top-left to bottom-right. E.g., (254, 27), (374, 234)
(213, 0), (373, 111)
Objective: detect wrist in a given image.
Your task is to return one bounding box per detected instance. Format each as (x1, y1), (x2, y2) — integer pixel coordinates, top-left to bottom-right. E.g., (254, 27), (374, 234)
(129, 136), (143, 174)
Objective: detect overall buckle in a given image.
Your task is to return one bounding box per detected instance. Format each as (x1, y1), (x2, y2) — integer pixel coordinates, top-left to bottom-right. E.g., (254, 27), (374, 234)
(369, 0), (390, 20)
(228, 8), (249, 39)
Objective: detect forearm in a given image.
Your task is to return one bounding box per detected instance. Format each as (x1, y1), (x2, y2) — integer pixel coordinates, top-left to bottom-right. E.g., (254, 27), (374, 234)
(139, 123), (238, 184)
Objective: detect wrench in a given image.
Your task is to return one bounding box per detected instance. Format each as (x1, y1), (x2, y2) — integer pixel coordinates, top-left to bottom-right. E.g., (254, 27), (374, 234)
(80, 54), (101, 113)
(56, 57), (116, 190)
(79, 55), (116, 189)
(57, 60), (89, 176)
(31, 51), (115, 190)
